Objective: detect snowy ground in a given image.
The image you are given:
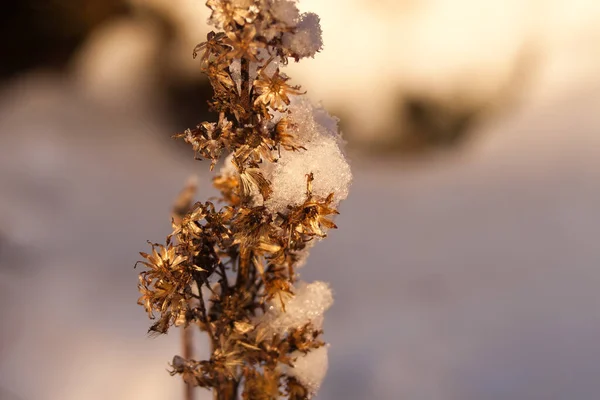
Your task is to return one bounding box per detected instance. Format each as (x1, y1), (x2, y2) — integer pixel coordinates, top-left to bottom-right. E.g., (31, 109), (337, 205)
(1, 71), (599, 400)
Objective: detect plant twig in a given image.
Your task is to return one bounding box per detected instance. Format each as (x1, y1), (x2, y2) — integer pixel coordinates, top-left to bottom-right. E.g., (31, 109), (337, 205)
(182, 325), (194, 400)
(135, 1), (349, 398)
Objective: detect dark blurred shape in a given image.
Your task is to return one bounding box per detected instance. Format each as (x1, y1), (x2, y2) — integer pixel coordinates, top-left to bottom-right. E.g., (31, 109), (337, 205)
(165, 76), (216, 133)
(1, 0), (131, 80)
(401, 94), (482, 150)
(359, 47), (536, 156)
(357, 93), (484, 157)
(0, 0), (215, 139)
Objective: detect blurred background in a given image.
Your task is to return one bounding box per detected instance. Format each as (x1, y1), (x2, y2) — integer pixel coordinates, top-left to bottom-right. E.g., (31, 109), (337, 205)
(1, 0), (600, 399)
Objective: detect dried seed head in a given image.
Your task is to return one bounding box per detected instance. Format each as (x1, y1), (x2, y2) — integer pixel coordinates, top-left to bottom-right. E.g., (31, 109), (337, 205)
(254, 69), (304, 112)
(136, 0), (346, 397)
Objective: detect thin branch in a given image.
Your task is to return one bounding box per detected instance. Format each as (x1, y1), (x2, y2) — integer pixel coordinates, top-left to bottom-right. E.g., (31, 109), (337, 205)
(181, 325), (195, 400)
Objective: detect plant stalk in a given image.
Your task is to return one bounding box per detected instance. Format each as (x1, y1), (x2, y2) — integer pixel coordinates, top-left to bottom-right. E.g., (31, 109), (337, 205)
(182, 325), (194, 400)
(213, 55), (253, 400)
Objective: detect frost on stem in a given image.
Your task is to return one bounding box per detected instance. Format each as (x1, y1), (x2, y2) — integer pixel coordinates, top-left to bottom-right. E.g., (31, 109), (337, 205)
(135, 0), (350, 398)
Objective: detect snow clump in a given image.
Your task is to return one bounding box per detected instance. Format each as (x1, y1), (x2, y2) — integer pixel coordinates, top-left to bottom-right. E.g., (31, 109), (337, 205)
(282, 346), (329, 394)
(264, 95), (352, 214)
(217, 95), (352, 217)
(269, 0), (300, 26)
(282, 12), (323, 59)
(258, 281), (333, 335)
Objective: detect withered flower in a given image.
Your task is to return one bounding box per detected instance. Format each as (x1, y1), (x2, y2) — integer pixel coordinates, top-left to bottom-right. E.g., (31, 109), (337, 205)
(169, 355), (215, 388)
(174, 118), (233, 169)
(234, 123), (278, 164)
(212, 335), (245, 377)
(169, 356), (198, 386)
(234, 156), (273, 201)
(172, 204), (207, 244)
(285, 377), (309, 400)
(263, 266), (293, 306)
(205, 61), (237, 93)
(136, 240), (192, 334)
(235, 140), (276, 165)
(207, 0), (259, 29)
(292, 192), (338, 238)
(287, 324), (325, 354)
(254, 69), (304, 112)
(274, 117), (305, 152)
(193, 31), (229, 62)
(232, 206), (273, 256)
(242, 369), (282, 400)
(279, 174), (339, 240)
(224, 26), (265, 62)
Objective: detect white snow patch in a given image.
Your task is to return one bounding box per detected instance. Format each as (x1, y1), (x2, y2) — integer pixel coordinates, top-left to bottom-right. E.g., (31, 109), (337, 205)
(282, 12), (323, 59)
(270, 0), (300, 26)
(283, 346), (329, 394)
(259, 281), (333, 335)
(264, 96), (352, 214)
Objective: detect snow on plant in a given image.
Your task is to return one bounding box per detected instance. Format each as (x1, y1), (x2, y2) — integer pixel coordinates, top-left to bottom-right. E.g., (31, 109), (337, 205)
(134, 0), (351, 398)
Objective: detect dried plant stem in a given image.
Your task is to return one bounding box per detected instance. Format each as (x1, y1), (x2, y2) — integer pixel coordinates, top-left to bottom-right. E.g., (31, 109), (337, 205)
(214, 381), (237, 400)
(240, 56), (251, 120)
(135, 1), (348, 398)
(235, 57), (252, 291)
(173, 183), (197, 400)
(211, 61), (252, 400)
(212, 327), (238, 400)
(182, 325), (194, 400)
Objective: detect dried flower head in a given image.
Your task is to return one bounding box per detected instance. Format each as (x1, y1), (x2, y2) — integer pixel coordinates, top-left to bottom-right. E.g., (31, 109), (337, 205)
(193, 31), (229, 62)
(207, 0), (259, 29)
(254, 69), (304, 112)
(225, 26), (265, 62)
(136, 240), (192, 334)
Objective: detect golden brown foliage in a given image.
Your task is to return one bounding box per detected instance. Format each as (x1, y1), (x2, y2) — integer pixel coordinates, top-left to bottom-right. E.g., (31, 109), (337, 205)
(136, 1), (337, 398)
